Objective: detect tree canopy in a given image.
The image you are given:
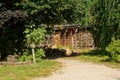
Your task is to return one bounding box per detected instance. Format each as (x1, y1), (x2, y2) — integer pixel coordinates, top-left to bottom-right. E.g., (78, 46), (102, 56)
(17, 0), (92, 25)
(0, 0), (26, 60)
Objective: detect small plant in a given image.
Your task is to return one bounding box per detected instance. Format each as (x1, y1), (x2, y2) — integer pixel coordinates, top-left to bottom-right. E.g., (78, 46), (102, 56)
(18, 48), (45, 62)
(35, 48), (45, 62)
(106, 39), (120, 62)
(24, 24), (46, 63)
(19, 52), (33, 62)
(18, 49), (32, 62)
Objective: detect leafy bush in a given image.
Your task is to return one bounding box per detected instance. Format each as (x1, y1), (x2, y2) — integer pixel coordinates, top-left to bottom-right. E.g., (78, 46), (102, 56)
(106, 40), (120, 62)
(18, 49), (32, 62)
(19, 48), (45, 62)
(35, 48), (45, 62)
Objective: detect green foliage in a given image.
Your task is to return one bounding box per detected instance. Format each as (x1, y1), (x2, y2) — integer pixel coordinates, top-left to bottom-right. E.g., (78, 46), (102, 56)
(24, 24), (46, 63)
(35, 49), (45, 62)
(106, 39), (120, 62)
(18, 0), (91, 25)
(0, 0), (26, 60)
(18, 0), (66, 24)
(1, 0), (85, 60)
(92, 0), (120, 52)
(1, 0), (119, 62)
(18, 49), (32, 62)
(25, 24), (46, 46)
(69, 0), (92, 25)
(19, 48), (45, 62)
(74, 50), (120, 68)
(0, 16), (26, 60)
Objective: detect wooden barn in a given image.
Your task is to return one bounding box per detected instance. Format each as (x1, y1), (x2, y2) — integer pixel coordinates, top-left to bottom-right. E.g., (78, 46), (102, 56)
(46, 25), (94, 49)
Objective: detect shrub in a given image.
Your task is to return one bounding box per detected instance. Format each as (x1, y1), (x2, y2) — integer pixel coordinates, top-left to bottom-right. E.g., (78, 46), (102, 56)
(19, 48), (45, 62)
(18, 49), (32, 62)
(35, 48), (45, 62)
(106, 40), (120, 62)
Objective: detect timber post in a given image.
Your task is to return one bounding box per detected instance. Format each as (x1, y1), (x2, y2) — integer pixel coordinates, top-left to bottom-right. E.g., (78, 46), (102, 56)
(74, 28), (78, 49)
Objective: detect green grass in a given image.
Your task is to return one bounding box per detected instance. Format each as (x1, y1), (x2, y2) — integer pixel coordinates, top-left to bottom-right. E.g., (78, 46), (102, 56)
(70, 50), (120, 68)
(0, 60), (61, 80)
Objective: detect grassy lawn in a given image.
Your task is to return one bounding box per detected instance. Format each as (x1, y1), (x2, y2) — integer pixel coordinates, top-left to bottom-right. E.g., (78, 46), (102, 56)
(70, 49), (120, 68)
(0, 60), (61, 80)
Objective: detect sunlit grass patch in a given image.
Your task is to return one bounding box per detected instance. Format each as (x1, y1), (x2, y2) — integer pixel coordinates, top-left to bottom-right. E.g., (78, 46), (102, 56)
(70, 49), (120, 68)
(0, 60), (61, 80)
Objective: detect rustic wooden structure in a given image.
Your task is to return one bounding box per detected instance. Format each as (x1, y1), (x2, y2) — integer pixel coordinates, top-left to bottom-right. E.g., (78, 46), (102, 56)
(46, 25), (94, 49)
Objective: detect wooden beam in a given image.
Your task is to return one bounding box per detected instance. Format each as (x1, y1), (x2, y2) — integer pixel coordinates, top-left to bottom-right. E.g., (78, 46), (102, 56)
(71, 29), (74, 49)
(65, 29), (68, 47)
(74, 28), (78, 49)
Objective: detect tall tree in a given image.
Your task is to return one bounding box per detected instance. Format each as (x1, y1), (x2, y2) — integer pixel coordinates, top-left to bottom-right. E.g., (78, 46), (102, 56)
(0, 0), (26, 60)
(92, 0), (120, 52)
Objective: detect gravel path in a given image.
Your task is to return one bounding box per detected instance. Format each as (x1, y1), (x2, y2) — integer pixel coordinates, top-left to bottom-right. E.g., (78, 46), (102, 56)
(33, 58), (120, 80)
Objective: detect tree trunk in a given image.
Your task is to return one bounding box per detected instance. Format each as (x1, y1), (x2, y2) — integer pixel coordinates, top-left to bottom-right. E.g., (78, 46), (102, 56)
(32, 48), (36, 63)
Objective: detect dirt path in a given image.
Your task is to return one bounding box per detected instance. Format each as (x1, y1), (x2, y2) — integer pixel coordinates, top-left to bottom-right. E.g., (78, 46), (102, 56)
(33, 58), (120, 80)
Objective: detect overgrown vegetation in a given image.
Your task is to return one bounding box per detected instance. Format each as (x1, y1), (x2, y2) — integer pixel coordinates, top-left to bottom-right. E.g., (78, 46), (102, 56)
(106, 39), (120, 62)
(19, 48), (45, 62)
(24, 24), (46, 63)
(72, 50), (120, 68)
(0, 0), (120, 79)
(0, 0), (26, 60)
(0, 0), (120, 63)
(0, 0), (92, 61)
(92, 0), (120, 54)
(0, 60), (61, 80)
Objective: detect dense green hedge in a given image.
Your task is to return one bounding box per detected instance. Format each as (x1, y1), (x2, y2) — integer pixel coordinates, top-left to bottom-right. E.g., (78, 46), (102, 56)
(106, 39), (120, 62)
